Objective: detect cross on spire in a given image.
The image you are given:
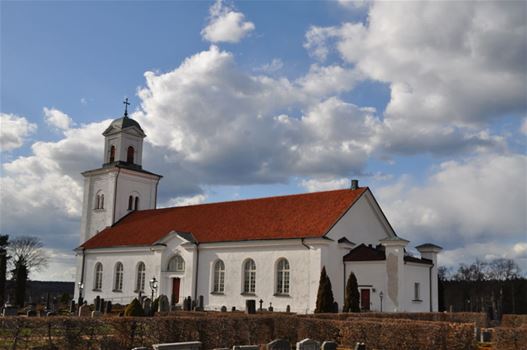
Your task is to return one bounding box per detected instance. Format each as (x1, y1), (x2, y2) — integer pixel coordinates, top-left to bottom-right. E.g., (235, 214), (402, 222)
(123, 97), (130, 117)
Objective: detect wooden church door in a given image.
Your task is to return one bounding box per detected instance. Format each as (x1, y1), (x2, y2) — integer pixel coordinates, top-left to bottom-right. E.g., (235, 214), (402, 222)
(172, 278), (180, 305)
(360, 289), (370, 311)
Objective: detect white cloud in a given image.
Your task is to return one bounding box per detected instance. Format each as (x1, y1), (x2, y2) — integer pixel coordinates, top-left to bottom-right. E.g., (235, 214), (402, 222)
(0, 113), (37, 151)
(305, 1), (527, 154)
(162, 194), (207, 208)
(377, 153), (527, 246)
(201, 0), (255, 43)
(255, 58), (283, 74)
(44, 107), (73, 130)
(521, 118), (527, 135)
(301, 177), (349, 192)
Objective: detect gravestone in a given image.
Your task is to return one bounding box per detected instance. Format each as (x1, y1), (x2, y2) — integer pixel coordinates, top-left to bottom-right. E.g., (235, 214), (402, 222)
(46, 311), (57, 317)
(233, 346), (259, 350)
(259, 299), (263, 311)
(231, 306), (236, 312)
(354, 343), (365, 350)
(296, 339), (320, 350)
(321, 341), (337, 350)
(91, 311), (101, 318)
(2, 306), (17, 316)
(158, 295), (170, 312)
(94, 296), (101, 312)
(26, 309), (37, 317)
(143, 298), (152, 315)
(480, 329), (492, 342)
(70, 300), (76, 314)
(198, 295), (204, 310)
(191, 299), (196, 310)
(105, 301), (112, 314)
(245, 300), (256, 314)
(221, 305), (227, 312)
(79, 303), (91, 317)
(267, 339), (290, 350)
(99, 298), (105, 312)
(268, 303), (273, 312)
(152, 341), (202, 350)
(286, 305), (291, 313)
(183, 297), (190, 311)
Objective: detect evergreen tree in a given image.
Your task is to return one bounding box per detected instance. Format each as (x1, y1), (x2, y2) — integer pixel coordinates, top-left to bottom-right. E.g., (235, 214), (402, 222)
(13, 260), (27, 307)
(124, 298), (145, 316)
(315, 266), (335, 313)
(0, 234), (8, 306)
(343, 272), (360, 312)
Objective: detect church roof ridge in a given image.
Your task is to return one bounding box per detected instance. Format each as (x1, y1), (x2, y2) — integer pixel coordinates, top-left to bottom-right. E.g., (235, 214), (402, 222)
(80, 187), (368, 249)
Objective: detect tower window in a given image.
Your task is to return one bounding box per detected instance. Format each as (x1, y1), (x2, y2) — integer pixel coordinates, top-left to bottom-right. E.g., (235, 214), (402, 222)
(109, 145), (116, 163)
(128, 195), (133, 210)
(127, 146), (134, 164)
(100, 194), (104, 209)
(95, 192), (104, 210)
(134, 196), (139, 210)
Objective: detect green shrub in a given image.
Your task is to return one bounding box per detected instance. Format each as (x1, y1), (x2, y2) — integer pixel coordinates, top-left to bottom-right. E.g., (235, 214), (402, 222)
(343, 272), (360, 312)
(124, 298), (145, 317)
(315, 266), (335, 313)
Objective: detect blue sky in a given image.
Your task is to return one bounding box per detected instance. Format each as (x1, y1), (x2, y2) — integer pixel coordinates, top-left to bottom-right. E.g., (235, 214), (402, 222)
(1, 0), (526, 281)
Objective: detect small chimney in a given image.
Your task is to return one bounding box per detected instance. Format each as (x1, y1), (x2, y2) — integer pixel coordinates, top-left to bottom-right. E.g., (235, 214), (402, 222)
(351, 179), (359, 190)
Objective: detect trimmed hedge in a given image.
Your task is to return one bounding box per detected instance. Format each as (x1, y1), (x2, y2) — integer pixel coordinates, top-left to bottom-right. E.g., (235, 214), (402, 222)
(501, 314), (527, 328)
(0, 314), (476, 350)
(308, 311), (488, 328)
(494, 326), (527, 350)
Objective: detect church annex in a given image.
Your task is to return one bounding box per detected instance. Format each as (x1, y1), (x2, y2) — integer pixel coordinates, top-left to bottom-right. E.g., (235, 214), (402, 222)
(74, 110), (442, 313)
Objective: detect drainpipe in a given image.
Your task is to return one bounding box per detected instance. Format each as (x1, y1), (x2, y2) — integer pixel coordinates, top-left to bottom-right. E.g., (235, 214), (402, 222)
(79, 248), (86, 304)
(111, 168), (121, 224)
(193, 243), (200, 302)
(343, 260), (347, 306)
(428, 265), (433, 312)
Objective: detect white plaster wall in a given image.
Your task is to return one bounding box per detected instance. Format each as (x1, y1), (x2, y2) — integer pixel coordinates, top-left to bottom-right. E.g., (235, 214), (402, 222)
(78, 247), (160, 305)
(80, 171), (117, 243)
(195, 240), (321, 313)
(114, 170), (158, 222)
(345, 261), (389, 312)
(326, 192), (394, 245)
(158, 237), (196, 303)
(320, 242), (348, 311)
(402, 262), (431, 312)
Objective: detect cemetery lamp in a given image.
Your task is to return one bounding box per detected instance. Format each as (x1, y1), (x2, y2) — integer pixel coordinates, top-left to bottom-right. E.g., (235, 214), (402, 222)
(149, 277), (158, 300)
(379, 291), (384, 312)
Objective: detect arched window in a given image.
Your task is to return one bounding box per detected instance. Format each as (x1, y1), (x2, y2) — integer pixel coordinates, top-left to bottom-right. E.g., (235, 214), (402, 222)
(127, 146), (134, 163)
(276, 258), (290, 295)
(100, 194), (104, 209)
(114, 262), (123, 292)
(134, 196), (139, 210)
(95, 194), (100, 209)
(109, 145), (116, 163)
(168, 255), (185, 272)
(94, 262), (103, 290)
(213, 260), (225, 293)
(243, 259), (256, 294)
(136, 262), (146, 292)
(128, 195), (133, 210)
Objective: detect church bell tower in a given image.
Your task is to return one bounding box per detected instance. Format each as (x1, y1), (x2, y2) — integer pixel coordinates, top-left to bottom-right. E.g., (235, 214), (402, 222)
(79, 99), (162, 243)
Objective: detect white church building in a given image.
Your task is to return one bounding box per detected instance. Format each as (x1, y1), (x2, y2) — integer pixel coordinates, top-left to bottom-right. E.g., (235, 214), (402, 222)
(74, 112), (442, 314)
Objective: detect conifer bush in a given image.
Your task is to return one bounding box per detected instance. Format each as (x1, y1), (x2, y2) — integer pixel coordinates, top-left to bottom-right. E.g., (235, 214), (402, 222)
(315, 266), (335, 313)
(124, 298), (145, 317)
(343, 272), (360, 312)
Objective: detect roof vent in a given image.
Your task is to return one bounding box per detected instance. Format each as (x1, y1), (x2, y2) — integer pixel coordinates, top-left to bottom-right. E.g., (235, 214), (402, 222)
(351, 179), (359, 190)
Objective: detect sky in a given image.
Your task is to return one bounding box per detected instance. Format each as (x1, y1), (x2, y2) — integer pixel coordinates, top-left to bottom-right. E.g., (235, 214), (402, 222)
(1, 0), (526, 281)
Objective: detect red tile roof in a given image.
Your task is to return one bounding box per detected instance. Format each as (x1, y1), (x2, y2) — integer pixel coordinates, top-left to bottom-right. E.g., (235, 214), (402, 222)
(80, 187), (368, 249)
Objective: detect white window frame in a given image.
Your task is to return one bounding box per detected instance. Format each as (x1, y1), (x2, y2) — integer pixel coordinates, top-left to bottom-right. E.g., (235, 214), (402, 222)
(114, 262), (123, 292)
(94, 262), (103, 291)
(213, 260), (225, 293)
(136, 262), (146, 292)
(276, 258), (290, 295)
(243, 259), (256, 294)
(168, 255), (185, 272)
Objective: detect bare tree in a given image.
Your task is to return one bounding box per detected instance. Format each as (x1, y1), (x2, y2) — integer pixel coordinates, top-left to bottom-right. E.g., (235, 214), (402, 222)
(487, 258), (521, 280)
(7, 236), (48, 307)
(7, 236), (48, 276)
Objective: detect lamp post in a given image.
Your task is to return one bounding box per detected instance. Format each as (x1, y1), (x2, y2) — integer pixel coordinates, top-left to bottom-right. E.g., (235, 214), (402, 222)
(149, 277), (158, 300)
(379, 291), (384, 312)
(77, 282), (84, 305)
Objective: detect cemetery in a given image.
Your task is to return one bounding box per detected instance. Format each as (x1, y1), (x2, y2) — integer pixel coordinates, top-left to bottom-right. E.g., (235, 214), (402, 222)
(1, 294), (526, 350)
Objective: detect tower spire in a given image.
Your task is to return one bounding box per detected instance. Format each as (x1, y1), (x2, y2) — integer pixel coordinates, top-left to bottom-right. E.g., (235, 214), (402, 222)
(123, 97), (130, 117)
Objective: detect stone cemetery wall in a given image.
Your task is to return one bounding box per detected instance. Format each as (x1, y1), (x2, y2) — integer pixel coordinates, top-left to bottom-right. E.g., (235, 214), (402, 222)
(0, 314), (476, 350)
